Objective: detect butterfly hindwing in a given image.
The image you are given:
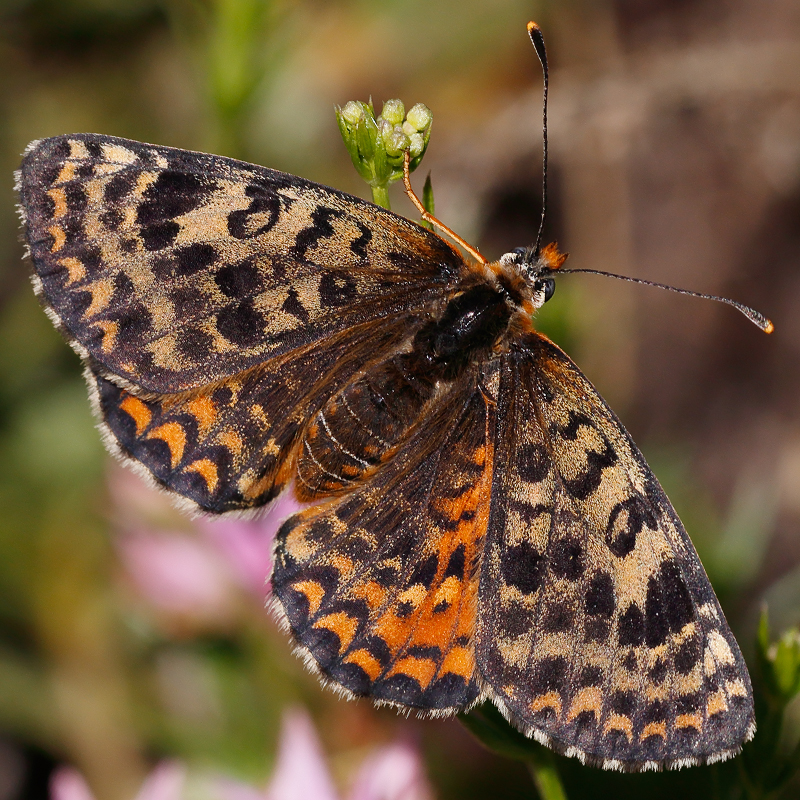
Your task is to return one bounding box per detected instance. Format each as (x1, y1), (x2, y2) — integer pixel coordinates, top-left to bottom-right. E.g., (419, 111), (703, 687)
(92, 315), (415, 512)
(272, 364), (498, 712)
(477, 332), (754, 768)
(18, 134), (464, 394)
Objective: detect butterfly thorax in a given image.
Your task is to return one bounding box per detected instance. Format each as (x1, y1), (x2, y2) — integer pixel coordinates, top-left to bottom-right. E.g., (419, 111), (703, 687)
(296, 269), (529, 501)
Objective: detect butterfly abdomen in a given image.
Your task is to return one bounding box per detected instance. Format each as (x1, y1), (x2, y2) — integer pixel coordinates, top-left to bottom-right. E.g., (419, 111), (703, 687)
(296, 357), (431, 499)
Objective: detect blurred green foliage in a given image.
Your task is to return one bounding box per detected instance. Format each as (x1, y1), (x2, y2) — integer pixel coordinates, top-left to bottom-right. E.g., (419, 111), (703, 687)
(0, 1), (797, 799)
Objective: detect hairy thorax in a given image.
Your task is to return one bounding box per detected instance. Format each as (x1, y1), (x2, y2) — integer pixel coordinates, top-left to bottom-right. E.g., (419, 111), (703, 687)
(296, 258), (534, 500)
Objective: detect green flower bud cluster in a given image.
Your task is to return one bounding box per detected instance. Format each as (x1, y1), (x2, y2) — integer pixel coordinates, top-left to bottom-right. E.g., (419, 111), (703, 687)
(335, 98), (432, 208)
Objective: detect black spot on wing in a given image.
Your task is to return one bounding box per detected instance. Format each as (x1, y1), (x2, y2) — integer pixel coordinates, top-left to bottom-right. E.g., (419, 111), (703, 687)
(542, 601), (574, 632)
(104, 171), (136, 204)
(618, 604), (645, 646)
(562, 439), (617, 500)
(579, 665), (602, 686)
(350, 220), (372, 258)
(64, 183), (87, 214)
(530, 656), (567, 695)
(585, 571), (615, 617)
(116, 302), (152, 344)
(216, 299), (265, 346)
(516, 442), (550, 483)
(177, 328), (213, 360)
(407, 554), (438, 589)
(85, 140), (103, 158)
(558, 411), (594, 441)
(282, 288), (310, 323)
(606, 495), (657, 558)
(319, 272), (357, 307)
(227, 184), (282, 239)
(444, 544), (465, 579)
(499, 602), (533, 636)
(215, 258), (263, 298)
(136, 171), (214, 225)
(290, 206), (342, 261)
(99, 209), (123, 230)
(501, 541), (545, 595)
(169, 286), (207, 317)
(140, 220), (179, 251)
(674, 634), (702, 674)
(550, 537), (584, 580)
(658, 560), (694, 632)
(173, 243), (218, 276)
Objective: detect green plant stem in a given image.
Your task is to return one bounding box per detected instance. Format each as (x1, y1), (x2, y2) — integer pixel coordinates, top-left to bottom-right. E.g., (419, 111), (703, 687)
(371, 184), (390, 209)
(459, 705), (568, 800)
(526, 752), (568, 800)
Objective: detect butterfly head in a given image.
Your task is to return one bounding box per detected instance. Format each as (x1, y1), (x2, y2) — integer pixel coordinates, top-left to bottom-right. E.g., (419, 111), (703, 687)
(498, 241), (568, 310)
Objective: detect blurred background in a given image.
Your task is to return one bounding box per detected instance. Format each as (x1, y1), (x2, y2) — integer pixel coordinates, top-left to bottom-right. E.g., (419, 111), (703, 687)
(0, 0), (798, 798)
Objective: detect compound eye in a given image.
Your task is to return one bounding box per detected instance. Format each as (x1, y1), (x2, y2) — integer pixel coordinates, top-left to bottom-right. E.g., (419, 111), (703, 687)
(542, 278), (556, 303)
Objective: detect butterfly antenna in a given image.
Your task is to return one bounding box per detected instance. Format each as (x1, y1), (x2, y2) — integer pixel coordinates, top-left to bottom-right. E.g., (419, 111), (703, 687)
(528, 21), (549, 259)
(559, 267), (774, 333)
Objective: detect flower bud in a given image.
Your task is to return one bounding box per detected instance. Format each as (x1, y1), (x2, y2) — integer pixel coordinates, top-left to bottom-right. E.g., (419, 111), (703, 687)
(341, 100), (364, 126)
(381, 99), (405, 126)
(406, 102), (432, 132)
(408, 132), (425, 158)
(377, 117), (393, 139)
(384, 127), (410, 157)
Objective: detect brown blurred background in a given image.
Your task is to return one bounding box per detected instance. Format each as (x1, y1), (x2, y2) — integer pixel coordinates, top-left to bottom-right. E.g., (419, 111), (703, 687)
(0, 1), (798, 798)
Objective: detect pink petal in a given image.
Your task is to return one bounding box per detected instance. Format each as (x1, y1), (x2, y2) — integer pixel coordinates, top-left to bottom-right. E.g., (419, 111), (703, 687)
(50, 762), (187, 800)
(349, 742), (434, 800)
(215, 776), (268, 800)
(134, 761), (186, 800)
(199, 491), (304, 596)
(266, 708), (340, 800)
(117, 530), (234, 616)
(50, 767), (95, 800)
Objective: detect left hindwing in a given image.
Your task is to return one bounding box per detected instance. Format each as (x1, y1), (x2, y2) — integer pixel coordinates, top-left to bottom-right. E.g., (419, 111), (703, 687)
(477, 332), (754, 768)
(92, 314), (414, 512)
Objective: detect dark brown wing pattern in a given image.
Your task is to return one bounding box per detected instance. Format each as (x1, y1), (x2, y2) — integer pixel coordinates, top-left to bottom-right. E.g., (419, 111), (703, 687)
(18, 134), (463, 394)
(272, 365), (497, 712)
(477, 332), (754, 768)
(93, 316), (414, 512)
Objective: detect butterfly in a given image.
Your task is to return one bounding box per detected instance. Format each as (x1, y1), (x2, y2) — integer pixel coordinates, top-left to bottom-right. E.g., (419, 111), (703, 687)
(15, 30), (761, 772)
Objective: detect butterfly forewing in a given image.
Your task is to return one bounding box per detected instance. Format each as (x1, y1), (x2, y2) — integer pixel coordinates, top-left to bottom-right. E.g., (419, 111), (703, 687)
(477, 333), (754, 768)
(19, 134), (463, 394)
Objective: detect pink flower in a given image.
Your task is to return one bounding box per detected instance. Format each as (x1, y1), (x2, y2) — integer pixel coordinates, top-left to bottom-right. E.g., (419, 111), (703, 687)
(218, 708), (434, 800)
(198, 491), (304, 596)
(110, 463), (304, 618)
(50, 761), (185, 800)
(116, 529), (237, 622)
(50, 712), (434, 800)
(349, 741), (433, 800)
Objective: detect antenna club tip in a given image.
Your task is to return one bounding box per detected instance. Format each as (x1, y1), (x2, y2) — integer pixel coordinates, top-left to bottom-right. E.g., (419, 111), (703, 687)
(764, 319), (775, 334)
(527, 20), (541, 33)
